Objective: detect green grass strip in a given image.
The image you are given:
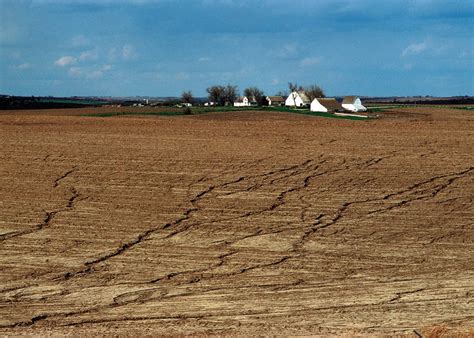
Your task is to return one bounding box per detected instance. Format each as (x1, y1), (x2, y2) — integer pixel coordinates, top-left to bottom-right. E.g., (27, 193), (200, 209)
(82, 106), (370, 120)
(294, 111), (368, 120)
(82, 111), (185, 117)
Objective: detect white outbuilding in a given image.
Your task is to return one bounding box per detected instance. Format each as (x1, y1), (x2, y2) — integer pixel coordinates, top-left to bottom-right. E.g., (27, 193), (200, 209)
(285, 91), (310, 107)
(310, 98), (342, 112)
(266, 96), (285, 106)
(342, 96), (367, 112)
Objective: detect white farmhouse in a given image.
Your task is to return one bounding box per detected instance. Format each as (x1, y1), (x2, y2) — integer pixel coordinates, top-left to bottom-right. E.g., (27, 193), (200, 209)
(342, 96), (367, 112)
(285, 91), (310, 107)
(234, 96), (251, 107)
(310, 98), (342, 112)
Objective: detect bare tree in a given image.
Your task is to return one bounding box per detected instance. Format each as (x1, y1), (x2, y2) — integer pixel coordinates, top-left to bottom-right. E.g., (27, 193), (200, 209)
(244, 86), (265, 105)
(288, 82), (298, 93)
(206, 85), (225, 105)
(243, 87), (253, 98)
(305, 85), (325, 101)
(181, 90), (194, 104)
(206, 84), (238, 106)
(224, 84), (238, 105)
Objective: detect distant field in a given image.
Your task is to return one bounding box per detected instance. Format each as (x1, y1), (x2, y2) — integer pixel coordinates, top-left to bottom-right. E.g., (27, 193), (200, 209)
(365, 103), (474, 111)
(37, 98), (109, 105)
(0, 97), (110, 110)
(0, 105), (473, 336)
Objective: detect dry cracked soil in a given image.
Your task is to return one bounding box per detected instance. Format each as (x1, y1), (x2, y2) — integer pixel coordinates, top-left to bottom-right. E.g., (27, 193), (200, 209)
(0, 106), (473, 336)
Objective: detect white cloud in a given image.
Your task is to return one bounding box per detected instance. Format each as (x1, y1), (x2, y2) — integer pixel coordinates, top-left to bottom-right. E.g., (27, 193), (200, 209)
(198, 57), (211, 62)
(68, 66), (82, 77)
(68, 66), (102, 79)
(67, 64), (111, 79)
(108, 45), (138, 61)
(16, 63), (31, 70)
(122, 45), (138, 60)
(55, 56), (77, 67)
(175, 72), (190, 80)
(277, 43), (298, 58)
(299, 56), (321, 67)
(402, 41), (429, 57)
(70, 35), (90, 48)
(79, 49), (99, 61)
(87, 70), (105, 79)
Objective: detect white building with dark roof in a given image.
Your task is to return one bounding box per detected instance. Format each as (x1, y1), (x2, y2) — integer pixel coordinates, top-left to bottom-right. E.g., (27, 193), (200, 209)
(310, 98), (342, 112)
(342, 96), (367, 112)
(285, 91), (311, 107)
(266, 96), (285, 106)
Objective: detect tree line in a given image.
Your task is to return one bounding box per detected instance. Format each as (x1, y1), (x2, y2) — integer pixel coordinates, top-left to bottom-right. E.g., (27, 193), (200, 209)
(181, 82), (325, 106)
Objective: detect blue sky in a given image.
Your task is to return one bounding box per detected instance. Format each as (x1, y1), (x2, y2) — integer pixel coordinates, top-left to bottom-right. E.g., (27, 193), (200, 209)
(0, 0), (473, 97)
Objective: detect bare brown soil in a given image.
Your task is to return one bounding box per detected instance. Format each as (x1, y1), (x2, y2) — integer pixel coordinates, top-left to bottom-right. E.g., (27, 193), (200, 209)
(0, 106), (473, 336)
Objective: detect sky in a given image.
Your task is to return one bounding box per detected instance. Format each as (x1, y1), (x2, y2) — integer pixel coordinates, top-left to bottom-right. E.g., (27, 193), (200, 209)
(0, 0), (473, 97)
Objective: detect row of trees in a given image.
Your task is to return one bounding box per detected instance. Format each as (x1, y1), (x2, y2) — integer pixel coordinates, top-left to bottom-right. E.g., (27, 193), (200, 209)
(181, 82), (325, 106)
(206, 85), (238, 106)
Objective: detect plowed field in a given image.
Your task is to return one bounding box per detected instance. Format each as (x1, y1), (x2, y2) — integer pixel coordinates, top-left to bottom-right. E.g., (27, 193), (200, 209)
(0, 106), (473, 336)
